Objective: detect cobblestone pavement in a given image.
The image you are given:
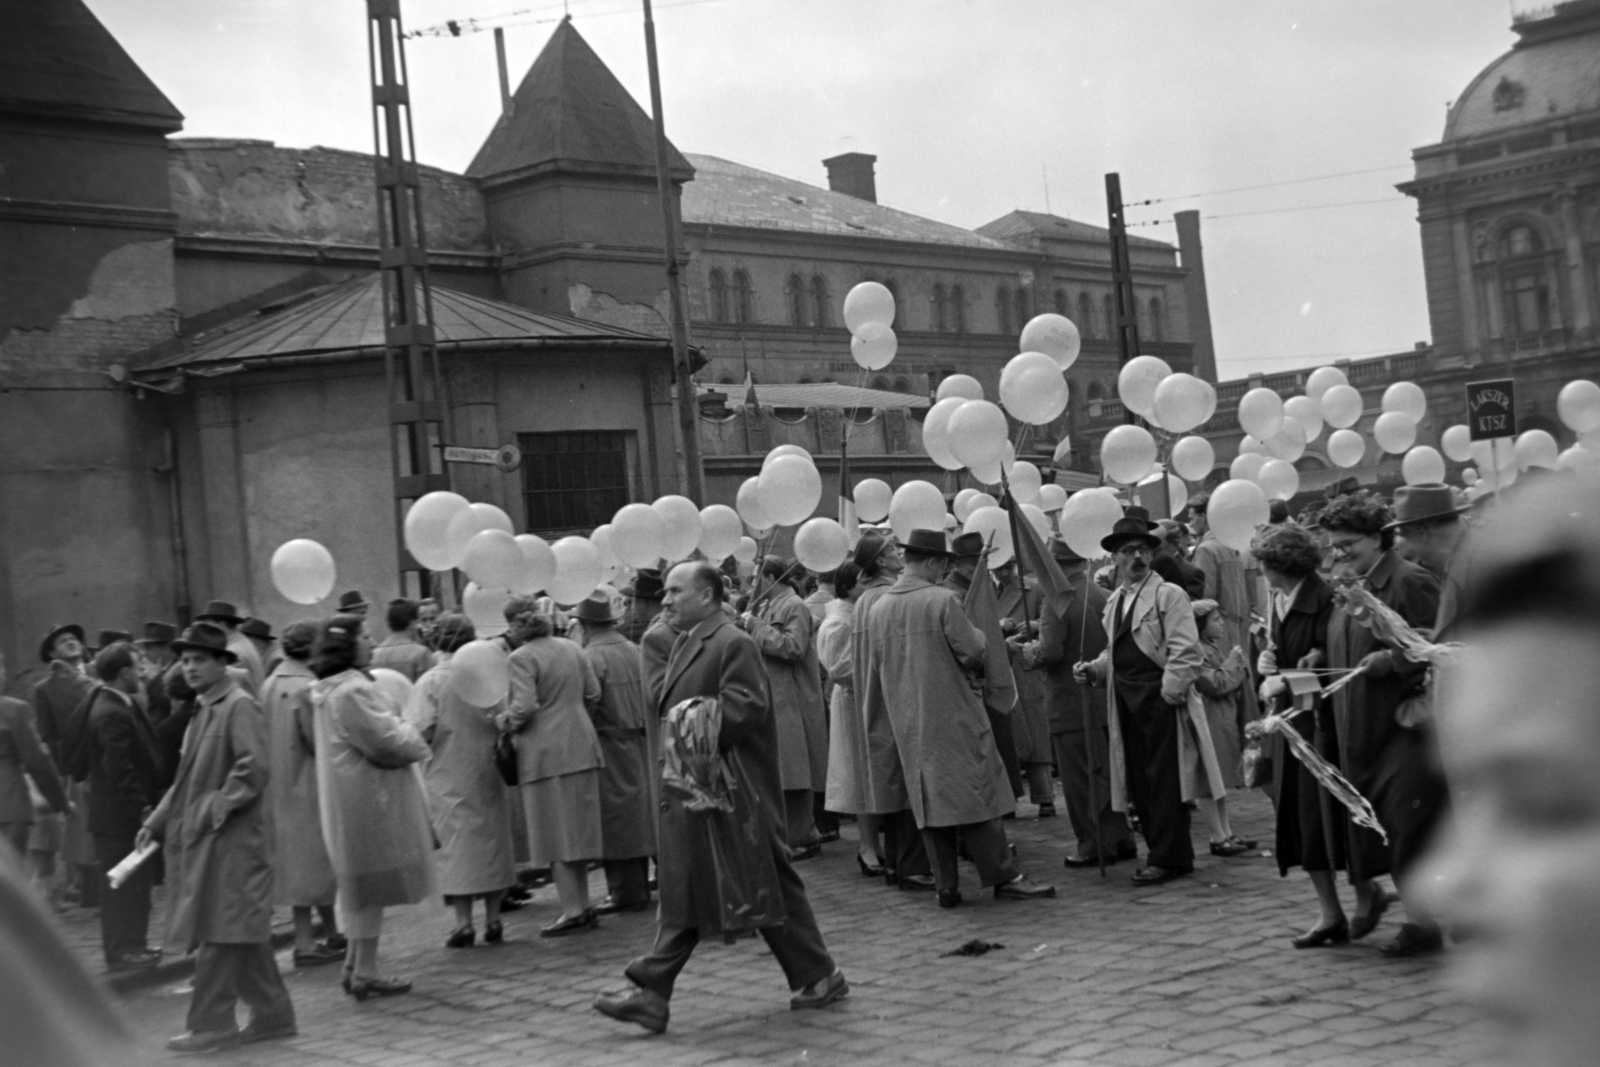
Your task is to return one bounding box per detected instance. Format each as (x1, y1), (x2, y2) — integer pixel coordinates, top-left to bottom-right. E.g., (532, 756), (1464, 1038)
(64, 791), (1494, 1066)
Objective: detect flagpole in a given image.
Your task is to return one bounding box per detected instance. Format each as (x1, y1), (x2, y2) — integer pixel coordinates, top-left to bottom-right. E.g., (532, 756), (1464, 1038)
(1079, 567), (1106, 878)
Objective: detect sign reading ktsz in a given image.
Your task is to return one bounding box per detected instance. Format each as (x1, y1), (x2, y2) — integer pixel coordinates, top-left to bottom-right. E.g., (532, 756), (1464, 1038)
(1465, 378), (1516, 441)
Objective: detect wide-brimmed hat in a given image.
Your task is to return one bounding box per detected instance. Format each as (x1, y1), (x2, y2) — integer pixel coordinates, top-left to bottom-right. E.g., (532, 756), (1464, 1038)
(574, 591), (619, 624)
(39, 623), (85, 664)
(1101, 516), (1162, 553)
(1382, 483), (1472, 531)
(95, 629), (132, 650)
(239, 617), (275, 641)
(1123, 505), (1152, 525)
(336, 590), (370, 614)
(621, 569), (663, 600)
(194, 600), (244, 625)
(170, 622), (238, 663)
(948, 532), (986, 559)
(1049, 538), (1086, 564)
(136, 621), (178, 647)
(897, 528), (955, 558)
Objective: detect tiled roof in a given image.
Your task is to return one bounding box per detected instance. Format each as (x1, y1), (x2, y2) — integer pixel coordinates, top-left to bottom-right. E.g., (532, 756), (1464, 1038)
(2, 0), (182, 129)
(466, 18), (691, 182)
(138, 275), (666, 373)
(698, 382), (930, 411)
(680, 154), (1012, 251)
(1444, 21), (1600, 140)
(976, 210), (1173, 250)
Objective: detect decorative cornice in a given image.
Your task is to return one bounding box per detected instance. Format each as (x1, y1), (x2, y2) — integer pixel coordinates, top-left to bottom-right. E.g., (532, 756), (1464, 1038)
(0, 196), (177, 232)
(172, 233), (497, 271)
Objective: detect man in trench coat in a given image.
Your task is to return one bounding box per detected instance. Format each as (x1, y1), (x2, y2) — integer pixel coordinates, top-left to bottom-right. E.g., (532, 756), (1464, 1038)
(138, 623), (294, 1053)
(595, 562), (847, 1034)
(868, 530), (1057, 908)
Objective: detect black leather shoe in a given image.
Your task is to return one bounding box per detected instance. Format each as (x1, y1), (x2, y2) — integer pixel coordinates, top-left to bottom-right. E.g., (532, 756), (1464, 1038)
(1037, 803), (1057, 819)
(1349, 893), (1390, 941)
(1063, 853), (1115, 868)
(445, 925), (476, 949)
(1131, 864), (1192, 886)
(1209, 838), (1251, 857)
(594, 986), (669, 1033)
(937, 888), (962, 909)
(484, 920), (504, 944)
(1116, 842), (1140, 861)
(1292, 919), (1350, 949)
(896, 873), (937, 892)
(167, 1029), (241, 1053)
(239, 1019), (298, 1045)
(994, 875), (1056, 900)
(541, 909), (600, 937)
(790, 969), (849, 1010)
(594, 896), (651, 915)
(856, 854), (886, 878)
(1378, 922), (1444, 958)
(790, 842), (822, 862)
(107, 948), (163, 972)
(293, 943), (345, 967)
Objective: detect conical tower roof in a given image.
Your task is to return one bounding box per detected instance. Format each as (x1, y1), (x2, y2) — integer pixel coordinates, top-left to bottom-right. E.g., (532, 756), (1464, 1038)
(466, 17), (692, 185)
(0, 0), (182, 129)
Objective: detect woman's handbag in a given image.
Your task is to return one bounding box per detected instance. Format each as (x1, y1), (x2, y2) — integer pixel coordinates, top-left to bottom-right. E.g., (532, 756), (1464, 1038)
(493, 731), (519, 787)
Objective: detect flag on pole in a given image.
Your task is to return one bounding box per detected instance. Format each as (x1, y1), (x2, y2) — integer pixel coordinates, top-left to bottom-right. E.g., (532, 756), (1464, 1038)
(839, 438), (859, 547)
(743, 369), (761, 416)
(1002, 493), (1074, 618)
(964, 545), (1017, 717)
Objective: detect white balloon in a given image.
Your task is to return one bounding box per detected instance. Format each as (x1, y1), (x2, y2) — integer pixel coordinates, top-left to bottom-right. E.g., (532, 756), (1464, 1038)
(1556, 445), (1600, 475)
(962, 505), (1013, 568)
(757, 454), (823, 526)
(999, 351), (1069, 426)
(889, 480), (947, 541)
(611, 502), (667, 569)
(1514, 429), (1560, 470)
(734, 536), (758, 564)
(843, 281), (895, 336)
(462, 582), (509, 638)
(450, 639), (510, 708)
(970, 458), (1004, 487)
(947, 400), (1010, 469)
(853, 478), (893, 523)
(1382, 381), (1428, 424)
(1207, 479), (1270, 553)
(1440, 424), (1474, 463)
(1021, 503), (1052, 543)
(1116, 355), (1172, 417)
(404, 491), (470, 571)
(1557, 379), (1600, 434)
(1170, 435), (1216, 482)
(1057, 488), (1123, 560)
(270, 539), (336, 605)
(443, 503), (514, 571)
(652, 495), (702, 563)
(1304, 365), (1349, 402)
(370, 668), (414, 715)
(1373, 411), (1417, 455)
(952, 488), (982, 523)
(1283, 395), (1324, 443)
(851, 322), (897, 371)
(1008, 461), (1042, 504)
(1237, 434), (1266, 457)
(1326, 428), (1366, 469)
(1256, 459), (1299, 501)
(1263, 418), (1307, 463)
(1137, 471), (1188, 519)
(588, 525), (620, 585)
(548, 536), (603, 604)
(1462, 467), (1479, 486)
(1230, 452), (1267, 482)
(1402, 446), (1446, 485)
(1151, 373), (1214, 434)
(1038, 483), (1068, 513)
(1237, 387), (1286, 440)
(793, 518), (851, 572)
(460, 528), (524, 591)
(936, 374), (984, 402)
(1019, 313), (1081, 371)
(763, 444), (813, 469)
(736, 476), (771, 529)
(512, 534), (556, 596)
(698, 504), (743, 561)
(920, 396), (968, 471)
(1320, 384), (1364, 429)
(1099, 424), (1158, 485)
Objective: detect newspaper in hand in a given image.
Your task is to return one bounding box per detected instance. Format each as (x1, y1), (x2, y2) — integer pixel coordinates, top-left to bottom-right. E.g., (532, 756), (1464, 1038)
(107, 840), (160, 890)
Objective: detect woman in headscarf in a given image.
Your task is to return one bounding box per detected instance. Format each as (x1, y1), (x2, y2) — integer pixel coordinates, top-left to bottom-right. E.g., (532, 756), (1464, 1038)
(408, 614), (515, 948)
(309, 615), (435, 1000)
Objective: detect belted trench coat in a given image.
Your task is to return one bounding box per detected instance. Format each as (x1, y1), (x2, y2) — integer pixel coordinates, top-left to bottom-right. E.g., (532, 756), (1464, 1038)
(581, 629), (655, 860)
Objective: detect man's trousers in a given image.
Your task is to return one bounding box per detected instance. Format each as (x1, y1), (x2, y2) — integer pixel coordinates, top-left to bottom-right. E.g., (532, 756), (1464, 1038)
(921, 818), (1019, 891)
(187, 943), (295, 1034)
(1051, 730), (1133, 860)
(93, 833), (152, 961)
(1116, 699), (1194, 871)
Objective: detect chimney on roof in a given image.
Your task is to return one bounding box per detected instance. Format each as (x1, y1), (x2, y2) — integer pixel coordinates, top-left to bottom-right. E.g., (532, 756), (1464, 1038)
(1174, 210), (1218, 384)
(823, 152), (877, 203)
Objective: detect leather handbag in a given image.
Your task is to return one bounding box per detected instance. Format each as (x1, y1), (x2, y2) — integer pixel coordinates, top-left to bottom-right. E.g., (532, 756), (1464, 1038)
(493, 731), (519, 787)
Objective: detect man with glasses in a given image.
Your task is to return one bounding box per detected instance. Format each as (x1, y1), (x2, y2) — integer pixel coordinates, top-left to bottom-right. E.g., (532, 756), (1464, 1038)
(1074, 516), (1205, 886)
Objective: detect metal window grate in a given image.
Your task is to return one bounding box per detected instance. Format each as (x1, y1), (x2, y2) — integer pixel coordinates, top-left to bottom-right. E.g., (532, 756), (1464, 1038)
(519, 431), (636, 535)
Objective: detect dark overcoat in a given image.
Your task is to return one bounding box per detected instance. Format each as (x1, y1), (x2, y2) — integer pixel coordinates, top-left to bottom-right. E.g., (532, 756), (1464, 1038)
(1035, 582), (1109, 736)
(848, 576), (910, 815)
(998, 574), (1053, 764)
(85, 687), (161, 840)
(749, 585), (829, 793)
(0, 696), (67, 824)
(1267, 572), (1341, 876)
(582, 629), (655, 860)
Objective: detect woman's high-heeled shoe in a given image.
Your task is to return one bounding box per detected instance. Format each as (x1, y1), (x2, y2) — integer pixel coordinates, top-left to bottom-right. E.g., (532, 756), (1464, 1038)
(483, 920), (503, 944)
(856, 854), (886, 878)
(1291, 919), (1350, 949)
(1349, 893), (1390, 941)
(445, 925), (475, 949)
(348, 974), (412, 1001)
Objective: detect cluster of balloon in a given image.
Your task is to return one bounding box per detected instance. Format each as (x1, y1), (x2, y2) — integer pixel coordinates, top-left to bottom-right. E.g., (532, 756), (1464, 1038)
(844, 282), (899, 371)
(1056, 487), (1123, 560)
(733, 444), (826, 547)
(963, 505), (1013, 567)
(888, 480), (946, 541)
(852, 478), (893, 524)
(793, 516), (851, 572)
(270, 538), (336, 605)
(1098, 357), (1219, 513)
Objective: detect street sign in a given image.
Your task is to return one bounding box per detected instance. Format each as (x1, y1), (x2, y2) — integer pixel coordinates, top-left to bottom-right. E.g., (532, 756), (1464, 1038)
(1465, 379), (1517, 441)
(441, 443), (522, 472)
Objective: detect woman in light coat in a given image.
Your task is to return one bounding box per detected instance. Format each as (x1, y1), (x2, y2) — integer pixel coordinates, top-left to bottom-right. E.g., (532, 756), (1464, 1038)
(816, 562), (881, 874)
(1188, 600), (1250, 856)
(309, 616), (435, 1000)
(407, 615), (515, 948)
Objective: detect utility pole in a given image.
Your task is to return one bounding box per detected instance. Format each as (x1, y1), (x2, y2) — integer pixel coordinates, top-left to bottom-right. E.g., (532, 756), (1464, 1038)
(1105, 172), (1170, 518)
(368, 0), (453, 595)
(642, 0), (705, 504)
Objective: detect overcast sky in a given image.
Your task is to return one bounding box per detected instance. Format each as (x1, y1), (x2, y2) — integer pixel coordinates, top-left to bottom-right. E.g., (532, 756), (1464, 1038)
(93, 0), (1523, 379)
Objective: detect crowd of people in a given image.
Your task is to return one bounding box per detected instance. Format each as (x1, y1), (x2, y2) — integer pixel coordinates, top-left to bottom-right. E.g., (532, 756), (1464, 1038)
(1, 467), (1593, 1060)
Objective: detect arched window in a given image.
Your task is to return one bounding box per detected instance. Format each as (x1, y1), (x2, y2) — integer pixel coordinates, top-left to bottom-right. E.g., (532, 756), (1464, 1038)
(810, 275), (829, 328)
(1501, 225), (1542, 258)
(1102, 293), (1117, 339)
(1148, 297), (1164, 342)
(1497, 223), (1556, 337)
(1086, 380), (1106, 400)
(732, 270), (753, 324)
(709, 269), (728, 323)
(786, 274), (806, 326)
(996, 287), (1013, 336)
(883, 279), (900, 328)
(1054, 289), (1068, 316)
(932, 283), (948, 333)
(892, 376), (911, 393)
(950, 284), (966, 333)
(870, 375), (890, 391)
(1077, 292), (1094, 338)
(1014, 288), (1029, 333)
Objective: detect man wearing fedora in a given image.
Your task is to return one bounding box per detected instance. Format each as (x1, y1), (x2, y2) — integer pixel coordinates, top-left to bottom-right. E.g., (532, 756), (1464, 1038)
(866, 529), (1056, 908)
(619, 570), (665, 645)
(32, 622), (98, 908)
(137, 622), (295, 1052)
(336, 590), (371, 618)
(194, 602), (264, 694)
(135, 622), (180, 726)
(573, 591), (656, 914)
(239, 619), (282, 678)
(1074, 516), (1205, 886)
(942, 532), (1024, 800)
(372, 599), (435, 682)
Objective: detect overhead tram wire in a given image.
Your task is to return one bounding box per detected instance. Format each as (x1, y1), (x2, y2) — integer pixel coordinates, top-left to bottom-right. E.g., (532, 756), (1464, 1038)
(1126, 194), (1409, 228)
(1125, 163), (1413, 209)
(404, 0), (735, 36)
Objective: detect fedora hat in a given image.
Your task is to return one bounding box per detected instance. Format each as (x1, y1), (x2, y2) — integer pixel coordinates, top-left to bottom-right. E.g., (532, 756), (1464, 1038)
(39, 623), (85, 664)
(136, 621), (178, 647)
(1123, 504), (1152, 525)
(336, 590), (370, 614)
(239, 617), (276, 641)
(897, 528), (955, 558)
(1049, 538), (1085, 564)
(170, 622), (238, 663)
(574, 591), (619, 625)
(1382, 483), (1471, 531)
(95, 629), (133, 650)
(621, 569), (664, 600)
(194, 600), (244, 625)
(948, 532), (986, 559)
(1101, 516), (1162, 554)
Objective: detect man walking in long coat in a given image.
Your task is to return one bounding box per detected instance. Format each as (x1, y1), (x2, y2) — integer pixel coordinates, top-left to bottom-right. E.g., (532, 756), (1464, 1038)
(137, 623), (294, 1052)
(744, 557), (830, 856)
(595, 562), (847, 1034)
(575, 592), (656, 914)
(868, 530), (1057, 909)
